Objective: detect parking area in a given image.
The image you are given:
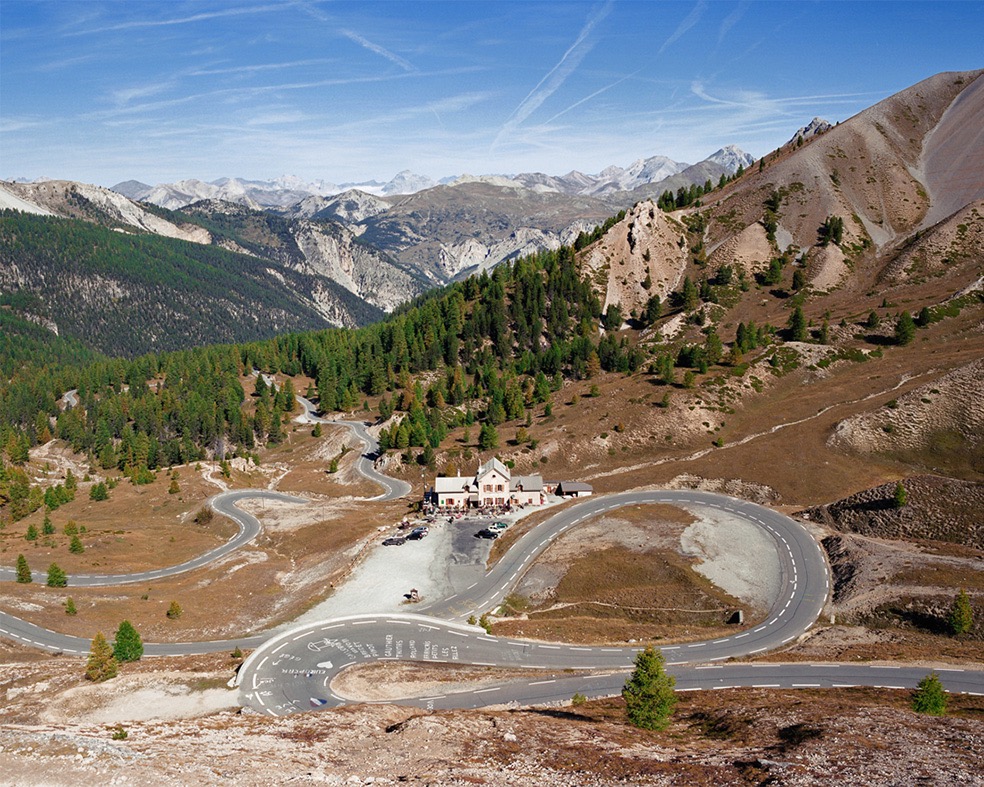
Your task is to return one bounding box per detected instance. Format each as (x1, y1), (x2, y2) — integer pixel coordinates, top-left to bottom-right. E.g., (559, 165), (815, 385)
(286, 500), (564, 628)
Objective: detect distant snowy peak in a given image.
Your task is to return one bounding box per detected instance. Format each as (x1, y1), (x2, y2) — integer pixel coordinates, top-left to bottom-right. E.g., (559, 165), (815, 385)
(706, 145), (755, 173)
(604, 155), (687, 192)
(789, 117), (833, 144)
(381, 170), (436, 195)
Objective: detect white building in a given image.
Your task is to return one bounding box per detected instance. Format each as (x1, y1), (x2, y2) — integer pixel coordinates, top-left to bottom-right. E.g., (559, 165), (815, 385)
(432, 457), (544, 509)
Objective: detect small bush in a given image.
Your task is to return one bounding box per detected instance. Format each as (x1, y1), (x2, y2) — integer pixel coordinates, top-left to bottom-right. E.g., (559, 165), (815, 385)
(912, 672), (947, 716)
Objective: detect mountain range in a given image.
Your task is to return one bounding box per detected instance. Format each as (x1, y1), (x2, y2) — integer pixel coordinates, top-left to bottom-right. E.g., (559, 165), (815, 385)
(2, 70), (982, 360)
(107, 145), (754, 209)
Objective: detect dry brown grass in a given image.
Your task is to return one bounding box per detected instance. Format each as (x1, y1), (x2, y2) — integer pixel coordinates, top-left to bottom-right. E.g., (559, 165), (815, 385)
(0, 470), (235, 574)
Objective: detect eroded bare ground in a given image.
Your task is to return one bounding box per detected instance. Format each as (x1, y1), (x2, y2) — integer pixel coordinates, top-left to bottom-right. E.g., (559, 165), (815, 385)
(2, 660), (983, 787)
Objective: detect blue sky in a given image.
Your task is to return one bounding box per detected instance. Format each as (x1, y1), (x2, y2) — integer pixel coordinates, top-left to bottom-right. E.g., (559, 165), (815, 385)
(2, 1), (982, 187)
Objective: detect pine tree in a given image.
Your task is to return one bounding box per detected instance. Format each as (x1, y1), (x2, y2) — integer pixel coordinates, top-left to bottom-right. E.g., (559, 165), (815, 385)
(911, 672), (947, 716)
(622, 646), (677, 730)
(65, 597), (77, 616)
(478, 422), (499, 451)
(42, 511), (55, 535)
(895, 311), (916, 346)
(788, 306), (808, 342)
(949, 588), (974, 636)
(25, 522), (38, 541)
(47, 562), (67, 587)
(69, 534), (85, 554)
(168, 478), (180, 494)
(85, 633), (118, 682)
(89, 482), (109, 501)
(15, 554), (32, 583)
(113, 620), (144, 662)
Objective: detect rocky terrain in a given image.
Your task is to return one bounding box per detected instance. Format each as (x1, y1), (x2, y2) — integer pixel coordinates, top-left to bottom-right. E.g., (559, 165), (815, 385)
(2, 652), (982, 787)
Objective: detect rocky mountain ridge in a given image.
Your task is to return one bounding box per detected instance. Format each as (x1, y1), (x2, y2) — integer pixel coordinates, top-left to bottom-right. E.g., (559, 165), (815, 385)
(108, 146), (754, 210)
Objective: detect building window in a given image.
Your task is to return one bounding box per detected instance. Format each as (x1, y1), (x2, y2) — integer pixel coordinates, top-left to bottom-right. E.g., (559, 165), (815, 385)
(496, 484), (503, 492)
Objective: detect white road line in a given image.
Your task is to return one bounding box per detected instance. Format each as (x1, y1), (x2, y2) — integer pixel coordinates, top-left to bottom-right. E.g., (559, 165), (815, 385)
(528, 680), (556, 686)
(474, 687), (500, 694)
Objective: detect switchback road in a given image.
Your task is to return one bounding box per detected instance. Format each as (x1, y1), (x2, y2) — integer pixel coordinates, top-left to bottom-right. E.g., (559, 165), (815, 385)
(2, 425), (982, 712)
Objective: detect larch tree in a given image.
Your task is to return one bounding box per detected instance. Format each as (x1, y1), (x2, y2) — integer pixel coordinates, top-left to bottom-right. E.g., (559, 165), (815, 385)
(949, 588), (974, 636)
(113, 620), (144, 663)
(85, 633), (118, 682)
(622, 646), (677, 730)
(911, 672), (947, 716)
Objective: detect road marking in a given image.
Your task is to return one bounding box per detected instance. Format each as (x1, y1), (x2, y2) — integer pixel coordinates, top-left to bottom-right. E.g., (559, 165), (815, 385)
(792, 683), (820, 688)
(528, 680), (556, 686)
(687, 643), (706, 648)
(474, 687), (501, 694)
(752, 684), (781, 688)
(735, 633), (749, 639)
(696, 665), (723, 670)
(448, 631), (468, 638)
(386, 620), (412, 625)
(749, 647), (767, 653)
(539, 645), (560, 650)
(478, 636), (496, 643)
(569, 647), (591, 651)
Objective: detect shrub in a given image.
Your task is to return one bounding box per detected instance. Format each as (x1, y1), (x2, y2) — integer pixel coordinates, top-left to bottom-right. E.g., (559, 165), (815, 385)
(166, 601), (183, 620)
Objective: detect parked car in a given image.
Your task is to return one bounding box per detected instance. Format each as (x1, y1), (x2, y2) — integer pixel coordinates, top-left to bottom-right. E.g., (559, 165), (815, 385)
(475, 528), (500, 539)
(382, 536), (406, 546)
(490, 521), (509, 531)
(407, 527), (429, 540)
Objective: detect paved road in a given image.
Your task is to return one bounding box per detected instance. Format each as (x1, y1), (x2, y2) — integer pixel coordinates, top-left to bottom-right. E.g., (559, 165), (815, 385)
(237, 491), (830, 714)
(0, 489), (304, 587)
(295, 395), (412, 501)
(2, 421), (982, 712)
(236, 613), (984, 716)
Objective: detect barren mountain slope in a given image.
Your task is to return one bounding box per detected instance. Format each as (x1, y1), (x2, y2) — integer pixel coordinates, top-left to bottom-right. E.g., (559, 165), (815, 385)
(2, 179), (212, 244)
(582, 200), (690, 315)
(359, 181), (613, 282)
(702, 70), (984, 283)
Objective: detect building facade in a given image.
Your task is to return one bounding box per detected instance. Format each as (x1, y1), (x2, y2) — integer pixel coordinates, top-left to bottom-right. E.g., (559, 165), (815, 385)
(432, 458), (544, 509)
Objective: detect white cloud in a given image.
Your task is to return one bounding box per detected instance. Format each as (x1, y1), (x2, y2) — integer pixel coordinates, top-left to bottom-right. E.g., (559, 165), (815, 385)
(341, 29), (415, 72)
(492, 1), (613, 150)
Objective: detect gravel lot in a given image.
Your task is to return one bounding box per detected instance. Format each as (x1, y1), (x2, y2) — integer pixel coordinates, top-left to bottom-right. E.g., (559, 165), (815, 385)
(291, 516), (497, 622)
(679, 505), (781, 612)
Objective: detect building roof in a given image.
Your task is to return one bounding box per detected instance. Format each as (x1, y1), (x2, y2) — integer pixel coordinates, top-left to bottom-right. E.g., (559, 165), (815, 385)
(510, 474), (543, 492)
(557, 481), (593, 493)
(434, 476), (471, 494)
(477, 457), (510, 480)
